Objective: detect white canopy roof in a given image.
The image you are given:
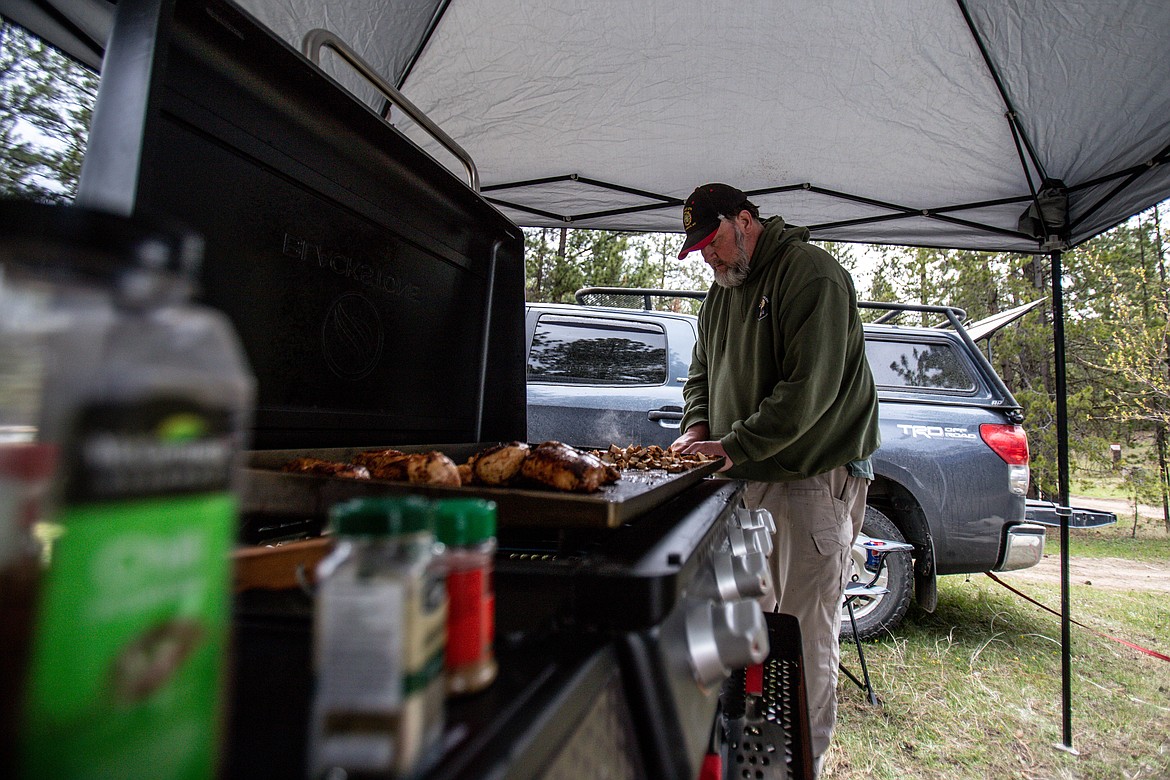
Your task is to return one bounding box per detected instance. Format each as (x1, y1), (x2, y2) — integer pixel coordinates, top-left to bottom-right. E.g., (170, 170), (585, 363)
(14, 0), (1170, 252)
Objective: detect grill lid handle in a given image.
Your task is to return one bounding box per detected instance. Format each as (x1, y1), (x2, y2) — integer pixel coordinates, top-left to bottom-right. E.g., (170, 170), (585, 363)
(302, 28), (480, 191)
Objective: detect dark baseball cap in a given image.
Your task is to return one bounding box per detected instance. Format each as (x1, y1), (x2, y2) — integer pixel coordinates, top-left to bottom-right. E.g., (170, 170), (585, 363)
(677, 183), (758, 258)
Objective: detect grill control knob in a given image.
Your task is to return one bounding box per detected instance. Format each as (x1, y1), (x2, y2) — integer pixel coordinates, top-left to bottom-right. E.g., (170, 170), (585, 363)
(684, 598), (769, 690)
(752, 508), (776, 533)
(731, 507), (775, 556)
(734, 506), (776, 533)
(711, 549), (771, 601)
(727, 524), (771, 558)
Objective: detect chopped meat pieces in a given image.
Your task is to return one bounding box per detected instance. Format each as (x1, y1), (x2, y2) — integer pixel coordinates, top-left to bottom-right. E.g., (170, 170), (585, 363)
(520, 441), (621, 493)
(590, 444), (719, 473)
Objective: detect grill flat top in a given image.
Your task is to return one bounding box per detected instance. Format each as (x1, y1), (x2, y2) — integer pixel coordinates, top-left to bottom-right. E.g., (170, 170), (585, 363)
(243, 444), (724, 528)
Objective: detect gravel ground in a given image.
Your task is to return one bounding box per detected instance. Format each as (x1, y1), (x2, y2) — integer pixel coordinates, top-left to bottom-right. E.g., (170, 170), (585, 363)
(997, 494), (1170, 591)
(999, 552), (1170, 592)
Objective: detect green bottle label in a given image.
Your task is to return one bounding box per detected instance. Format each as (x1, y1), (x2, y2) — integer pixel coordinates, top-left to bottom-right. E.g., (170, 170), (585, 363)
(21, 398), (239, 779)
(22, 492), (235, 779)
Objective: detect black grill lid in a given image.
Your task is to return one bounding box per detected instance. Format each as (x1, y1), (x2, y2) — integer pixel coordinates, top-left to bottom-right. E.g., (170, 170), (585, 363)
(77, 0), (527, 449)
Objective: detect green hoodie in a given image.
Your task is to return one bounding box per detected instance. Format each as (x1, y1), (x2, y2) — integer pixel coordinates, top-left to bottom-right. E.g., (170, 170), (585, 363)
(681, 216), (880, 482)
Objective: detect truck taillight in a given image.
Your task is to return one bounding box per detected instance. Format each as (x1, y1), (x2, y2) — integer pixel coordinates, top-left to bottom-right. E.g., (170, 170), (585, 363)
(980, 423), (1029, 495)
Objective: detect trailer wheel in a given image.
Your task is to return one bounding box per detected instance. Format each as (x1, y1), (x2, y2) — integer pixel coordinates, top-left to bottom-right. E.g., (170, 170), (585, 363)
(838, 506), (914, 642)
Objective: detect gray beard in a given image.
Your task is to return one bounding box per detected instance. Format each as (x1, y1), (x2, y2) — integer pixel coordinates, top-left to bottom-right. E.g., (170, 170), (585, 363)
(713, 223), (751, 288)
(714, 262), (750, 288)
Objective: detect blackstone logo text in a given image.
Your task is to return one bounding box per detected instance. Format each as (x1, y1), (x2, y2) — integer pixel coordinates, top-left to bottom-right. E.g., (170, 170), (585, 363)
(283, 233), (422, 302)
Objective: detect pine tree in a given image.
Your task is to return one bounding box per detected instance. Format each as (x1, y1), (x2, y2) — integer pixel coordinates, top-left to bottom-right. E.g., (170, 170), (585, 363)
(0, 19), (98, 201)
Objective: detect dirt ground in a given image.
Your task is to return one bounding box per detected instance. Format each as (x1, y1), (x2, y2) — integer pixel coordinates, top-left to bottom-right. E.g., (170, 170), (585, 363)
(996, 495), (1170, 592)
(1000, 553), (1170, 592)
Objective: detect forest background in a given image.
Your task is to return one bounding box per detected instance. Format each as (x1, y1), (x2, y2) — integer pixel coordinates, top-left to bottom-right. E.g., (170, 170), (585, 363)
(6, 19), (1170, 527)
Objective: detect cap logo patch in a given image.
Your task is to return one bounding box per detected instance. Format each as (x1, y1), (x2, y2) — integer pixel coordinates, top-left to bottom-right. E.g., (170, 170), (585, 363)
(683, 205), (695, 231)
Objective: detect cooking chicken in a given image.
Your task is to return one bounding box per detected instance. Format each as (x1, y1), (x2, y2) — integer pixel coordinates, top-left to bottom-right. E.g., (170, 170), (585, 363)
(520, 440), (621, 493)
(281, 440), (624, 493)
(353, 449), (462, 487)
(351, 448), (411, 480)
(282, 456), (370, 480)
(467, 441), (530, 485)
(405, 451), (462, 487)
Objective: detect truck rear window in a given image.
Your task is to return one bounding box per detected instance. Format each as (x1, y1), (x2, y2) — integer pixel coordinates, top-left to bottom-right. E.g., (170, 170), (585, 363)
(528, 315), (668, 385)
(865, 338), (976, 391)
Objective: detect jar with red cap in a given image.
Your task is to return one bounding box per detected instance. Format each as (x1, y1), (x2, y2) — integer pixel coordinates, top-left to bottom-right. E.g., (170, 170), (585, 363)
(433, 498), (498, 696)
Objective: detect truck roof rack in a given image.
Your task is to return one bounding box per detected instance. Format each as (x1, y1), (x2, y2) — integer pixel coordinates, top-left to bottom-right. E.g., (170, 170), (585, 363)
(572, 285), (1028, 423)
(574, 287), (969, 325)
(574, 287), (1041, 338)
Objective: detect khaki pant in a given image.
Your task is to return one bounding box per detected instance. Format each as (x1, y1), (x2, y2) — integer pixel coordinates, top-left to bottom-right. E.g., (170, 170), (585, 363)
(743, 467), (869, 760)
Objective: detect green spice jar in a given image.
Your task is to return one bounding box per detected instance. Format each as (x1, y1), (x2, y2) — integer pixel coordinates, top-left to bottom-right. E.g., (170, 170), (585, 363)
(433, 497), (498, 696)
(311, 496), (447, 779)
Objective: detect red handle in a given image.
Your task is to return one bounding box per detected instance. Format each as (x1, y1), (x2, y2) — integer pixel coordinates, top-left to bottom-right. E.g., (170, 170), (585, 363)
(745, 662), (764, 695)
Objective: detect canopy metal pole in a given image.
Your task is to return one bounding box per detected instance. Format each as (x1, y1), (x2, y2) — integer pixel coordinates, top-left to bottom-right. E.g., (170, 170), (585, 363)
(1049, 248), (1076, 753)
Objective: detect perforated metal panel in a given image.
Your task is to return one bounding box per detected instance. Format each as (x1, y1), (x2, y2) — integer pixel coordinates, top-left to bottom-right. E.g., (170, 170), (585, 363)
(721, 613), (813, 780)
(538, 671), (646, 780)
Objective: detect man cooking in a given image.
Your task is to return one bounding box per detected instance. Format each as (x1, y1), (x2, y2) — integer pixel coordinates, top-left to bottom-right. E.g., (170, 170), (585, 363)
(670, 183), (880, 775)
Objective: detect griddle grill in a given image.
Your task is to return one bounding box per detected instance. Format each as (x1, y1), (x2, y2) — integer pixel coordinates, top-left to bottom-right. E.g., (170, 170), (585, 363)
(229, 477), (752, 779)
(77, 0), (784, 776)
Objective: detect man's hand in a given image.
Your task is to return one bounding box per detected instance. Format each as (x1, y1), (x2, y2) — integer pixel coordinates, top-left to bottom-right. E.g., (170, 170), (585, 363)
(671, 425), (733, 472)
(670, 423), (710, 453)
(680, 440), (734, 472)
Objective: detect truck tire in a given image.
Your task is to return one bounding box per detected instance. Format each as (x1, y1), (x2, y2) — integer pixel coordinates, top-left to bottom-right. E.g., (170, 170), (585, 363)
(838, 506), (914, 642)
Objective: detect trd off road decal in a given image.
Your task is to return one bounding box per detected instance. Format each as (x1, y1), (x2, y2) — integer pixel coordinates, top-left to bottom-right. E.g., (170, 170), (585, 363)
(895, 424), (976, 440)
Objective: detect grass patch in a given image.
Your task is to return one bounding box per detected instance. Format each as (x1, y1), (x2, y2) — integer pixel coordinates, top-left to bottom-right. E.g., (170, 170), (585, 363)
(827, 576), (1170, 779)
(1071, 479), (1133, 501)
(1057, 530), (1170, 563)
(1040, 511), (1170, 562)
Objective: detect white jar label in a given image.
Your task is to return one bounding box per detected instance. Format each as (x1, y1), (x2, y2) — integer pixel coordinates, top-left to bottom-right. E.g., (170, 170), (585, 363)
(317, 579), (405, 710)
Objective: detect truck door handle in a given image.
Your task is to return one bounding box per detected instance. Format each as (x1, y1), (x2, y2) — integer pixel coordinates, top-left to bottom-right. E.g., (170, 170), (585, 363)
(648, 409), (684, 422)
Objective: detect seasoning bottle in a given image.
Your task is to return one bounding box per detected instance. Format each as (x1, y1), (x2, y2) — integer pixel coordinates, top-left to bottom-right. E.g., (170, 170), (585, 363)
(310, 496), (447, 780)
(435, 500), (498, 696)
(0, 199), (255, 779)
(432, 498), (498, 696)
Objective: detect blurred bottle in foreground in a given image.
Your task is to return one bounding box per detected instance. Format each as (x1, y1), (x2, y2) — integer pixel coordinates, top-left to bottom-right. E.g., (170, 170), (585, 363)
(0, 442), (55, 772)
(0, 199), (255, 778)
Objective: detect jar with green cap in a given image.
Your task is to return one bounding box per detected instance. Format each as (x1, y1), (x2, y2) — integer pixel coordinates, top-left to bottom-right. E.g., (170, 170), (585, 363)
(310, 496), (447, 780)
(433, 497), (498, 696)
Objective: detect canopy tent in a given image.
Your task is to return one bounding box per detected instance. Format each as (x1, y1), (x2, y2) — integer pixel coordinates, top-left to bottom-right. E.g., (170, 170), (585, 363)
(10, 0), (1170, 753)
(10, 0), (1170, 252)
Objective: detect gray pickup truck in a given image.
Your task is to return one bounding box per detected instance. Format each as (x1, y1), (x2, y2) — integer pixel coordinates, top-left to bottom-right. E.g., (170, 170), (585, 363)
(526, 288), (1047, 638)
